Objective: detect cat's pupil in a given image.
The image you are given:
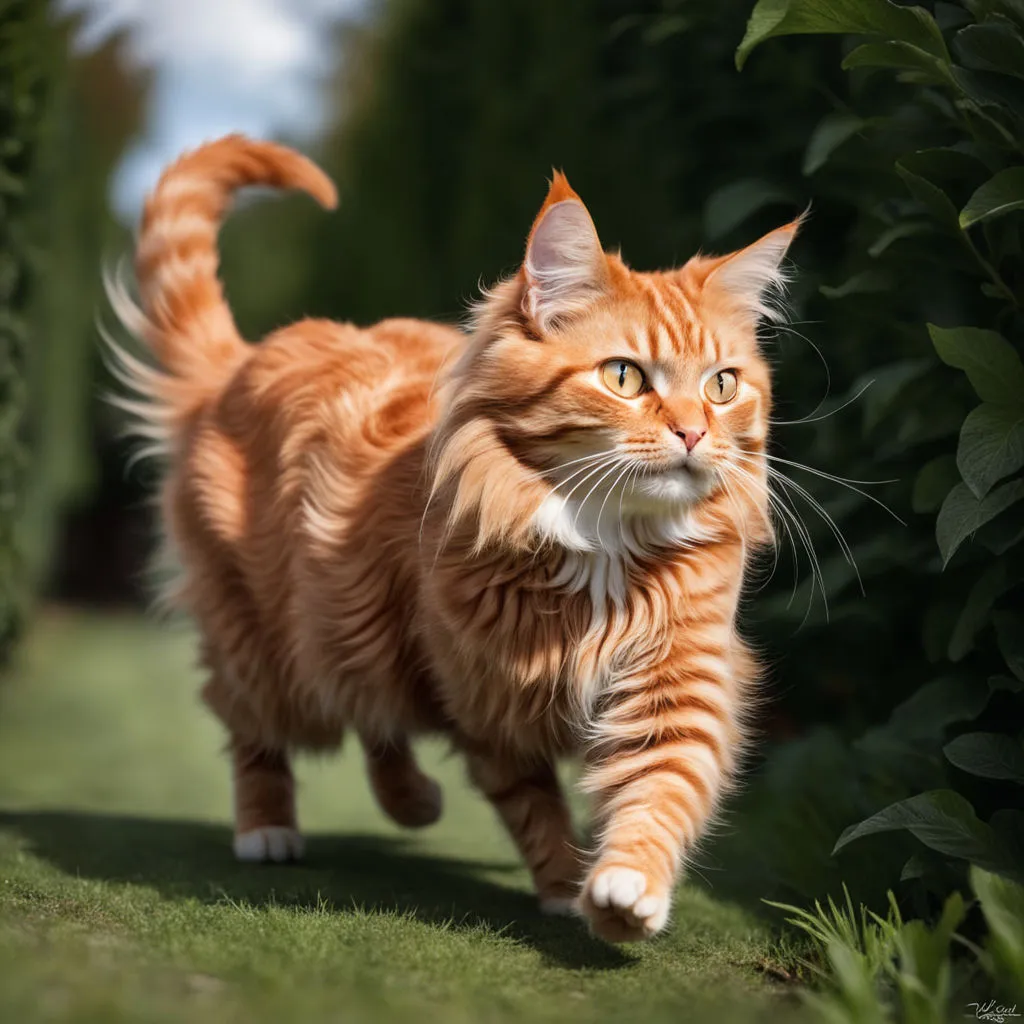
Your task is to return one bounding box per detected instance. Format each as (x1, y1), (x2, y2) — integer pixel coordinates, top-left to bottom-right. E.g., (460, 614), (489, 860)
(716, 372), (724, 393)
(618, 364), (627, 388)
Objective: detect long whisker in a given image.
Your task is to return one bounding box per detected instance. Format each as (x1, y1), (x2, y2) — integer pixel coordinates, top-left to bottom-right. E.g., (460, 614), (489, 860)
(756, 451), (904, 524)
(771, 378), (875, 427)
(573, 456), (629, 532)
(557, 454), (623, 510)
(765, 322), (832, 416)
(766, 467), (864, 597)
(596, 458), (638, 546)
(726, 460), (820, 621)
(733, 451), (861, 576)
(546, 448), (620, 479)
(717, 465), (778, 591)
(549, 452), (620, 501)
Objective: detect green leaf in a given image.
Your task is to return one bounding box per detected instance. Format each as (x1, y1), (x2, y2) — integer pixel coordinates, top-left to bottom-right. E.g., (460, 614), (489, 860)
(896, 162), (962, 229)
(996, 612), (1024, 680)
(868, 220), (933, 257)
(929, 324), (1024, 404)
(913, 455), (959, 513)
(803, 113), (866, 175)
(833, 790), (1019, 880)
(957, 403), (1024, 499)
(702, 178), (793, 240)
(886, 676), (992, 738)
(737, 0), (948, 70)
(842, 40), (956, 85)
(819, 269), (889, 298)
(949, 562), (1009, 661)
(954, 22), (1024, 81)
(945, 732), (1024, 783)
(960, 167), (1024, 228)
(953, 66), (1024, 122)
(936, 480), (1024, 564)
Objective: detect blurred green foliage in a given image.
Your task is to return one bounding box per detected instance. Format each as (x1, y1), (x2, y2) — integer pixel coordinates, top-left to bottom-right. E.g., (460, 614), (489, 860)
(0, 7), (144, 642)
(0, 0), (53, 661)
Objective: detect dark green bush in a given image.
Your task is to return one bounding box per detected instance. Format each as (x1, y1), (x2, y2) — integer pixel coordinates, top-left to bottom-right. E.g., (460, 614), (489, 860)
(737, 0), (1023, 907)
(0, 0), (56, 662)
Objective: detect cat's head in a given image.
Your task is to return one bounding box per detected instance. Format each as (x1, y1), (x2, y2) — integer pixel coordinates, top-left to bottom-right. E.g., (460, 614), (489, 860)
(432, 173), (800, 554)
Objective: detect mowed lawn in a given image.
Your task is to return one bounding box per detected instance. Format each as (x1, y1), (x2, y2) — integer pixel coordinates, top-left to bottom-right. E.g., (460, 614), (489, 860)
(0, 611), (807, 1023)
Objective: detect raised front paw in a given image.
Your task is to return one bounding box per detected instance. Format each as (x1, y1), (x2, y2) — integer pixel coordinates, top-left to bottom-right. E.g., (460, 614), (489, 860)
(578, 864), (671, 942)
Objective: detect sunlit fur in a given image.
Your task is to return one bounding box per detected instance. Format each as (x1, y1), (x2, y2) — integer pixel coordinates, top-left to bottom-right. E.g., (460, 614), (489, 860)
(108, 135), (800, 941)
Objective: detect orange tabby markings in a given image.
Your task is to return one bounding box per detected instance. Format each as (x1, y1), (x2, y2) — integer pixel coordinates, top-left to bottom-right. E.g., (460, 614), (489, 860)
(108, 135), (800, 943)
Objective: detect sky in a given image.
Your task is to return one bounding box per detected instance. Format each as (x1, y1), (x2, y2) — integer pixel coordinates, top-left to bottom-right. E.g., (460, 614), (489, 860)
(58, 0), (367, 219)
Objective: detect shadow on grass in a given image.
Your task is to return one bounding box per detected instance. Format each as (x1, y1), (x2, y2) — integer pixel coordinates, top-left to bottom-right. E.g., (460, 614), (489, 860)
(0, 811), (632, 971)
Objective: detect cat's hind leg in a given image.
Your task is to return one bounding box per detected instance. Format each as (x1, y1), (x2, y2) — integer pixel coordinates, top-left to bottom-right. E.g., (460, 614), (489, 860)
(362, 734), (443, 828)
(230, 741), (304, 862)
(465, 746), (582, 914)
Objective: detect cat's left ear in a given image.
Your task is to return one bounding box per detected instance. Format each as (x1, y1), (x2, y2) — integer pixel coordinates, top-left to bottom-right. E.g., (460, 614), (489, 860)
(700, 216), (803, 323)
(523, 172), (608, 332)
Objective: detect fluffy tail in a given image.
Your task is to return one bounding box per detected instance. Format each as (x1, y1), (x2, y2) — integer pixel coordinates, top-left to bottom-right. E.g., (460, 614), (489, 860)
(104, 135), (337, 454)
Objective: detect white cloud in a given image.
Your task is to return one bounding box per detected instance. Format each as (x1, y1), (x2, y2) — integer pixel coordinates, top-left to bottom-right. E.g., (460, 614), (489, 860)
(59, 0), (367, 219)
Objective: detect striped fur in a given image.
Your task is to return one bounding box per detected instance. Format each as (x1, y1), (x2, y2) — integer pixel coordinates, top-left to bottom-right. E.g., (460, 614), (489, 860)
(109, 137), (799, 942)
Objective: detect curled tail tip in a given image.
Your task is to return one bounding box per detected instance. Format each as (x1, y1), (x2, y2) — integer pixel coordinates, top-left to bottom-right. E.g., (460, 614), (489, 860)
(157, 132), (338, 210)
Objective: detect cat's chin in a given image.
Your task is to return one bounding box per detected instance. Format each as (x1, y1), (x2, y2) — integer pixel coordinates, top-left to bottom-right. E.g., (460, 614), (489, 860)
(627, 464), (714, 510)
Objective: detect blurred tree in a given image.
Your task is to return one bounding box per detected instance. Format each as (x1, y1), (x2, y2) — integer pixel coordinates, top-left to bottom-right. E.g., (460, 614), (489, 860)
(0, 3), (146, 657)
(1, 0), (58, 662)
(25, 25), (150, 604)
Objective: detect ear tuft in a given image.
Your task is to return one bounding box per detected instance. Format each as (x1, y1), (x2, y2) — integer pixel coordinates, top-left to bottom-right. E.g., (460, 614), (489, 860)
(523, 175), (606, 332)
(704, 216), (803, 323)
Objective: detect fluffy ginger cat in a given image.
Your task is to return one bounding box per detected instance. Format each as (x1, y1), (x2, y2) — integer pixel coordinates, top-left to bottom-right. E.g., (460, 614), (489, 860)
(109, 135), (799, 943)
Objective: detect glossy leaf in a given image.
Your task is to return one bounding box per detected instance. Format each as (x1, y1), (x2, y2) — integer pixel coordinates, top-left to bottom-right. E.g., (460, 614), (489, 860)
(842, 40), (956, 84)
(960, 166), (1024, 228)
(957, 403), (1024, 499)
(833, 790), (1019, 881)
(737, 0), (948, 69)
(936, 480), (1024, 564)
(954, 21), (1024, 80)
(945, 732), (1024, 782)
(929, 324), (1024, 405)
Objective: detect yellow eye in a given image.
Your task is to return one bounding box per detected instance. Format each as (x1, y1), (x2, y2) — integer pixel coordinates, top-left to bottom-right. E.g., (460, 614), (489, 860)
(601, 359), (646, 398)
(704, 369), (738, 404)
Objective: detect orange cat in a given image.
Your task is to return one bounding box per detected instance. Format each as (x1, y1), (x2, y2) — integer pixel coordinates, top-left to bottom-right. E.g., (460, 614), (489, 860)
(108, 135), (799, 942)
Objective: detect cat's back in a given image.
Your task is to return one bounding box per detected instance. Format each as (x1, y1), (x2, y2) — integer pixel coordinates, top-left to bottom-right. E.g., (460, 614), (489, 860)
(170, 313), (461, 605)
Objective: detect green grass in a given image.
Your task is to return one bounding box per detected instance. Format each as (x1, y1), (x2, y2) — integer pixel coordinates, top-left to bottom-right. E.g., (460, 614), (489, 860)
(0, 610), (808, 1023)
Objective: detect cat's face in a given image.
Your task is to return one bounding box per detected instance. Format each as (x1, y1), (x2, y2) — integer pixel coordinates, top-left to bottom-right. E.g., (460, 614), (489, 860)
(439, 174), (799, 550)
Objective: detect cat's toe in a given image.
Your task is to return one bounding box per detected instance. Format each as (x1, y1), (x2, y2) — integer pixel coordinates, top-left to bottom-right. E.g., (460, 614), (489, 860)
(579, 865), (671, 942)
(233, 826), (305, 863)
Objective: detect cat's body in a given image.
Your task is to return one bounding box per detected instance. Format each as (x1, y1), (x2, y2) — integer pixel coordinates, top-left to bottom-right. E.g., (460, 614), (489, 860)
(111, 135), (798, 942)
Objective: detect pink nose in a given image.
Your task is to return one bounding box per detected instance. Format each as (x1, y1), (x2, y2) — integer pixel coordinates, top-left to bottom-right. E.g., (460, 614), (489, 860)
(675, 426), (706, 453)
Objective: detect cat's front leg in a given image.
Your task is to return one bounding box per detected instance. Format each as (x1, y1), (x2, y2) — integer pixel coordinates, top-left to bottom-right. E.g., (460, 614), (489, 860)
(578, 646), (740, 942)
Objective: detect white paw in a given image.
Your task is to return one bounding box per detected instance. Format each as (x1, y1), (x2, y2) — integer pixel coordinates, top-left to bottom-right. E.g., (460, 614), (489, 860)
(233, 827), (305, 863)
(582, 866), (671, 941)
(538, 895), (578, 917)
